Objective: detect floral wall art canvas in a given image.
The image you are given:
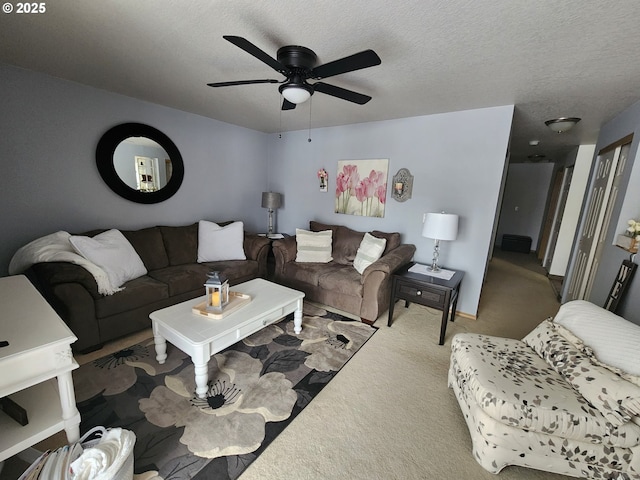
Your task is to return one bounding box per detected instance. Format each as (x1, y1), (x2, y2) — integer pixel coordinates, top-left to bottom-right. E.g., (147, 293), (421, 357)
(335, 159), (388, 217)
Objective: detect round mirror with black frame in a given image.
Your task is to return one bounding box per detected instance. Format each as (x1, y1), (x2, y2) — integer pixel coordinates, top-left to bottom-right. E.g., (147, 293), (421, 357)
(96, 123), (184, 204)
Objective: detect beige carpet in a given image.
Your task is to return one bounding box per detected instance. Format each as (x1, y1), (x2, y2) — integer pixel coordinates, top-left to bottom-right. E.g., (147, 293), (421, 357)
(4, 250), (571, 479)
(240, 251), (569, 480)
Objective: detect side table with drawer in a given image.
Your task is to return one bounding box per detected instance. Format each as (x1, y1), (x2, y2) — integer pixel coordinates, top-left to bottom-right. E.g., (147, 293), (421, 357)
(388, 262), (464, 345)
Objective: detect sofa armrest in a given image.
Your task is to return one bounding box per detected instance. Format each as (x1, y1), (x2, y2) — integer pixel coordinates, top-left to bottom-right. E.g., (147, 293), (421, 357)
(361, 244), (416, 284)
(25, 262), (102, 352)
(26, 262), (101, 298)
(243, 233), (271, 279)
(243, 233), (271, 261)
(272, 236), (297, 277)
(357, 243), (416, 322)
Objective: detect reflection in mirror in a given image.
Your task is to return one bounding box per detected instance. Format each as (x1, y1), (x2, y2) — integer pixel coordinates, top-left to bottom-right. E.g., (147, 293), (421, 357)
(113, 137), (171, 192)
(96, 123), (184, 204)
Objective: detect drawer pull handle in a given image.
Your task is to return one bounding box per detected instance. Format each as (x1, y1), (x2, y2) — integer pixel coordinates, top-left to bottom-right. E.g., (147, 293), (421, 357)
(416, 291), (422, 296)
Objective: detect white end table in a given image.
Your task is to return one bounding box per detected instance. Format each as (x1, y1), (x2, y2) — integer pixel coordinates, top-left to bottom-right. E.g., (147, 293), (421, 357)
(0, 275), (81, 463)
(151, 278), (304, 398)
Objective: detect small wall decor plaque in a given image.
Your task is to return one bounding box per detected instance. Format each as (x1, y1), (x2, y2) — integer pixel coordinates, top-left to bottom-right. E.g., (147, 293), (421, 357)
(318, 168), (328, 192)
(391, 168), (413, 202)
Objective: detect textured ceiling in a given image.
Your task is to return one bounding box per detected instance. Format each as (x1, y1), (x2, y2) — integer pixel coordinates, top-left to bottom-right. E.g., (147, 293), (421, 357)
(2, 0), (640, 163)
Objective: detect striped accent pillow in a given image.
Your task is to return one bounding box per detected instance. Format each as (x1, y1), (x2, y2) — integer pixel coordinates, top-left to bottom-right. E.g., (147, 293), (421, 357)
(295, 229), (333, 263)
(353, 232), (387, 274)
(554, 300), (640, 376)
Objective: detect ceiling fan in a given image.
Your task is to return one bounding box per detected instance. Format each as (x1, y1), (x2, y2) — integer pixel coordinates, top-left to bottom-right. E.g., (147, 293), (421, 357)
(207, 35), (381, 110)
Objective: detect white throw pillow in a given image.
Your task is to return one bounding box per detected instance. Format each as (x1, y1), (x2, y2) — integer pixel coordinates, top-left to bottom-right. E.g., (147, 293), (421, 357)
(353, 232), (387, 274)
(69, 229), (147, 290)
(295, 228), (333, 263)
(554, 300), (640, 376)
(197, 220), (246, 262)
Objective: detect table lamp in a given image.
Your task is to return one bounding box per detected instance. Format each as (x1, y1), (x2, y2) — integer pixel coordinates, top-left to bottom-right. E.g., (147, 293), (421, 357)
(422, 212), (459, 272)
(261, 192), (282, 235)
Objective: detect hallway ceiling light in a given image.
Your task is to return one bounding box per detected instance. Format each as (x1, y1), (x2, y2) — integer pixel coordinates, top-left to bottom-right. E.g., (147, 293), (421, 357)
(544, 117), (581, 133)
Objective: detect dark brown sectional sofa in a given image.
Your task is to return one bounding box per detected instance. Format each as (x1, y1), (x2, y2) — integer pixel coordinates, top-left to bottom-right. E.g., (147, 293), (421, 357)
(25, 222), (270, 352)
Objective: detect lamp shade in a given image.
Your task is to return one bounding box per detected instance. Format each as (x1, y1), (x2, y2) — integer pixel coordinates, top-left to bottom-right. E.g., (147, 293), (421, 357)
(422, 213), (458, 241)
(261, 192), (282, 209)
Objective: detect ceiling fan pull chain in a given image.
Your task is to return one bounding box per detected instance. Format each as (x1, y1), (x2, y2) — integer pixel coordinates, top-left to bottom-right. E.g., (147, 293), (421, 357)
(308, 97), (313, 143)
(279, 92), (283, 139)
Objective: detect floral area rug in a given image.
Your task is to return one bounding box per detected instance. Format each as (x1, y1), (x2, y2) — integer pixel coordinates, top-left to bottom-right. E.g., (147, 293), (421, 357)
(72, 303), (377, 479)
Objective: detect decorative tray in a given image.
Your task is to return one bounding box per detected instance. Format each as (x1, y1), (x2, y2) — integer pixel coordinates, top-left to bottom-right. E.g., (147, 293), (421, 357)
(192, 291), (252, 319)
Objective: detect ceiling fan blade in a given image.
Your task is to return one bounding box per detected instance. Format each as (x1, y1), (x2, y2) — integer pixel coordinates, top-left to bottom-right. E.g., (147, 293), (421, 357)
(282, 99), (296, 110)
(311, 50), (381, 79)
(223, 35), (288, 74)
(207, 79), (280, 87)
(313, 82), (372, 105)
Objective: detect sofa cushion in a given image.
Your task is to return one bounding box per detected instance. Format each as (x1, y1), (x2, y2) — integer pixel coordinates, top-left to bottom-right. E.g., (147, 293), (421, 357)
(122, 226), (169, 271)
(554, 300), (640, 377)
(148, 263), (211, 297)
(524, 319), (640, 426)
(554, 322), (640, 388)
(371, 230), (401, 254)
(197, 220), (246, 262)
(282, 262), (339, 286)
(95, 275), (169, 318)
(69, 229), (147, 290)
(353, 233), (387, 274)
(309, 221), (339, 237)
(201, 260), (260, 285)
(160, 223), (198, 266)
(333, 226), (365, 265)
(296, 228), (333, 263)
(450, 332), (640, 448)
(310, 221), (356, 265)
(310, 221), (401, 264)
(318, 267), (364, 296)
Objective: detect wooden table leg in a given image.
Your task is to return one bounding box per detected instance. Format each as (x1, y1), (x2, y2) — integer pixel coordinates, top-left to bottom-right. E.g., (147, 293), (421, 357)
(388, 297), (396, 327)
(57, 371), (80, 443)
(293, 298), (303, 334)
(438, 309), (448, 345)
(194, 361), (209, 399)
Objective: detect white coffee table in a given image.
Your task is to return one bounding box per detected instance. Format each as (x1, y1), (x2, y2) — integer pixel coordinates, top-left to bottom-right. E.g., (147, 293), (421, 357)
(150, 278), (304, 398)
(0, 275), (81, 463)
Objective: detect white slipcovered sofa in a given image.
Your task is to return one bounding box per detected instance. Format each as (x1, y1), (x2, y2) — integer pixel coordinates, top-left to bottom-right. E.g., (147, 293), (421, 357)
(449, 300), (640, 479)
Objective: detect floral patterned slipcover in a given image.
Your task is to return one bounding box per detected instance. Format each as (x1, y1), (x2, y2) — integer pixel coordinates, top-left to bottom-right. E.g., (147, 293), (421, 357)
(449, 310), (640, 479)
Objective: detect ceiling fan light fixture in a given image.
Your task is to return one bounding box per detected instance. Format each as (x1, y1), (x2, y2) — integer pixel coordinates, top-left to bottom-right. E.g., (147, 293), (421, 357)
(210, 37), (381, 111)
(544, 117), (581, 133)
(279, 84), (313, 104)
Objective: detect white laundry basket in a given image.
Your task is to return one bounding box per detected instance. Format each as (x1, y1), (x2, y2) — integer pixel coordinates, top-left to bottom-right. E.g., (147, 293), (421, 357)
(69, 427), (135, 480)
(19, 427), (135, 480)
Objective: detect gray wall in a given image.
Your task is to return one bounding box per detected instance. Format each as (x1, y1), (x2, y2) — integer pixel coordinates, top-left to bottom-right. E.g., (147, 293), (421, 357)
(0, 64), (269, 275)
(267, 106), (515, 317)
(1, 63), (514, 319)
(495, 163), (555, 250)
(575, 99), (640, 324)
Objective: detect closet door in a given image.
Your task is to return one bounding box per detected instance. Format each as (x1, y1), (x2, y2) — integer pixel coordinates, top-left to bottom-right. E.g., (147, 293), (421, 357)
(566, 140), (631, 301)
